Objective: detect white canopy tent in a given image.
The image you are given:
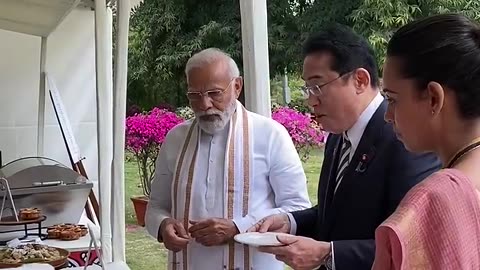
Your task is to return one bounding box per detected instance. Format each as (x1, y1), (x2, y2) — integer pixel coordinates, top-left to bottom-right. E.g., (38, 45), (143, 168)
(0, 0), (270, 266)
(0, 0), (131, 263)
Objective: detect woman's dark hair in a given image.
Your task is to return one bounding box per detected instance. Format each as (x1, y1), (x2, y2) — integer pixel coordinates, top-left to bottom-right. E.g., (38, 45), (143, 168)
(303, 24), (379, 87)
(387, 13), (480, 118)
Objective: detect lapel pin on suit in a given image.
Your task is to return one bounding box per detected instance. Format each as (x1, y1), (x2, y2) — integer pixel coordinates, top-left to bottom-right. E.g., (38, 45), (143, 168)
(355, 148), (376, 173)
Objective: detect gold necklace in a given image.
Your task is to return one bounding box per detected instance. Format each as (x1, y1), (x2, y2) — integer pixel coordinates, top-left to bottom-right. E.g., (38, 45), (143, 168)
(445, 137), (480, 168)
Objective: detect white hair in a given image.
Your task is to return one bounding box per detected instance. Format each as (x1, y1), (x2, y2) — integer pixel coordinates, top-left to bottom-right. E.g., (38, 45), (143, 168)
(185, 48), (240, 80)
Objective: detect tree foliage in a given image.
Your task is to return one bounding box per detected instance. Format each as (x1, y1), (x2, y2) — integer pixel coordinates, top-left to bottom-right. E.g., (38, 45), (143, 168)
(350, 0), (480, 67)
(127, 0), (480, 109)
(128, 0), (305, 109)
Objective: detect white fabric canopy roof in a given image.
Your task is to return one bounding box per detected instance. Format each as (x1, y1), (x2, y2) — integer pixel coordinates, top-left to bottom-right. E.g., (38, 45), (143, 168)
(0, 0), (87, 37)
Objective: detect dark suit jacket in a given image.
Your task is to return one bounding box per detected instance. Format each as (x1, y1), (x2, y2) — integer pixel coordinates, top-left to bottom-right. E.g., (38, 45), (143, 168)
(292, 100), (441, 270)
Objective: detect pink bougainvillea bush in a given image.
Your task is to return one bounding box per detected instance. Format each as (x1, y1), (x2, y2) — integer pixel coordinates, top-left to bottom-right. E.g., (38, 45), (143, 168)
(126, 105), (324, 195)
(272, 106), (325, 162)
(125, 108), (184, 196)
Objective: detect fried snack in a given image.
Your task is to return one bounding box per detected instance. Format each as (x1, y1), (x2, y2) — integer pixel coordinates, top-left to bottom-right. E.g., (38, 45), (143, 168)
(47, 229), (61, 239)
(18, 208), (41, 220)
(60, 230), (81, 241)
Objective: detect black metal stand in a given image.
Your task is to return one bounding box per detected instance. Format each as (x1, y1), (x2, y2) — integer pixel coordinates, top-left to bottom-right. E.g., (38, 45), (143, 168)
(0, 215), (48, 245)
(19, 218), (48, 240)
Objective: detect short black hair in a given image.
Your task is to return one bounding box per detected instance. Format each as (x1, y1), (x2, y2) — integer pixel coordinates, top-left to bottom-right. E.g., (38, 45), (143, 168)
(387, 13), (480, 119)
(302, 24), (379, 87)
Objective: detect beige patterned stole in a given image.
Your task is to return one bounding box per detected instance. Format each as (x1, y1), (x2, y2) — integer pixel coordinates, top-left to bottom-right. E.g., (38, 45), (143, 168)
(170, 101), (252, 270)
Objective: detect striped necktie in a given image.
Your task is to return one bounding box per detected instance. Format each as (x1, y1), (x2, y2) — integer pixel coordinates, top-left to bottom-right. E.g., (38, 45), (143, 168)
(334, 135), (351, 193)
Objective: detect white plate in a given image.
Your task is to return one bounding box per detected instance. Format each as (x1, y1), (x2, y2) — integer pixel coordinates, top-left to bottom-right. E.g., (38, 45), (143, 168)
(234, 232), (288, 247)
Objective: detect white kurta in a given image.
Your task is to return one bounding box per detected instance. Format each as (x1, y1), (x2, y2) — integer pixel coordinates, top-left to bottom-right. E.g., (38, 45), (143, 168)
(146, 107), (311, 270)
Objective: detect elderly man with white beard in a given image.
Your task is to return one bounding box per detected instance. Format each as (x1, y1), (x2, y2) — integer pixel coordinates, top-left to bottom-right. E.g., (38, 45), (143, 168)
(145, 48), (311, 270)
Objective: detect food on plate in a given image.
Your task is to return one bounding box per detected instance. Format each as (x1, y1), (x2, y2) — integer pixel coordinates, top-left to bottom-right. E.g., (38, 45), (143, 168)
(47, 223), (88, 240)
(47, 229), (61, 239)
(18, 208), (41, 220)
(0, 244), (63, 264)
(60, 230), (80, 241)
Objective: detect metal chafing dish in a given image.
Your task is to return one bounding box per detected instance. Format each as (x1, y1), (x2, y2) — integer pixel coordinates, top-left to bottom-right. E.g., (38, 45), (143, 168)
(0, 157), (93, 233)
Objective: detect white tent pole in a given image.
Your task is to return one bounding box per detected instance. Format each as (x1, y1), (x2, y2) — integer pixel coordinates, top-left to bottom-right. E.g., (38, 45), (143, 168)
(94, 0), (113, 263)
(239, 0), (271, 117)
(112, 0), (130, 262)
(37, 36), (48, 156)
(106, 5), (115, 263)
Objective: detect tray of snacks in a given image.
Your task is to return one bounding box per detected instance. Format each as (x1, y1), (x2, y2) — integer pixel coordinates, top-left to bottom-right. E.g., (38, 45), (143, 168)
(0, 208), (48, 243)
(0, 208), (45, 225)
(47, 224), (88, 241)
(0, 243), (69, 268)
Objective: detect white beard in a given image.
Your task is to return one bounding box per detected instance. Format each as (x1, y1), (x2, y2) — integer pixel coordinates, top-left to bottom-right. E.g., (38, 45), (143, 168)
(195, 100), (237, 134)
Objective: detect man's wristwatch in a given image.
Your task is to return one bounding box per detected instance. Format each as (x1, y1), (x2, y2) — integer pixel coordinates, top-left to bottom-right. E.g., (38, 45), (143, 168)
(322, 243), (333, 270)
(324, 254), (333, 270)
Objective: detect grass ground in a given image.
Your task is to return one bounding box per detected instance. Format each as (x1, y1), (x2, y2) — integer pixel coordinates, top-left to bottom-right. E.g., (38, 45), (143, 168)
(125, 149), (323, 269)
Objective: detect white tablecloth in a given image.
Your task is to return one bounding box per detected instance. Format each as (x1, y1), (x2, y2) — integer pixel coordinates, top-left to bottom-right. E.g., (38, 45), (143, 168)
(2, 263), (54, 270)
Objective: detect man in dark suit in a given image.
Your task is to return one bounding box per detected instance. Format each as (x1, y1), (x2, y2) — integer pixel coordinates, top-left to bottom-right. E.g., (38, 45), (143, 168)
(248, 25), (441, 270)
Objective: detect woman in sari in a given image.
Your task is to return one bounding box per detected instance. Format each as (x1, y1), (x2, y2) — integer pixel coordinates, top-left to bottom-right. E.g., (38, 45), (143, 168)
(373, 14), (480, 269)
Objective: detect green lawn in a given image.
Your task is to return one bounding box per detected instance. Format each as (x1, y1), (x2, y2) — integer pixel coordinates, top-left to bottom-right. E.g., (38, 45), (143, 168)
(125, 148), (323, 269)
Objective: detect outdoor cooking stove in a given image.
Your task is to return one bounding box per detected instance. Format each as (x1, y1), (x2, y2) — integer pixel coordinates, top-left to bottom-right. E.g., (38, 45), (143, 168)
(0, 157), (93, 242)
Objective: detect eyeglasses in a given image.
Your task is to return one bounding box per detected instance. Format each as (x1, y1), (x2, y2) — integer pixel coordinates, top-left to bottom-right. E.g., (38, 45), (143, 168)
(186, 78), (235, 102)
(301, 72), (352, 98)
